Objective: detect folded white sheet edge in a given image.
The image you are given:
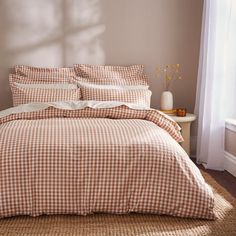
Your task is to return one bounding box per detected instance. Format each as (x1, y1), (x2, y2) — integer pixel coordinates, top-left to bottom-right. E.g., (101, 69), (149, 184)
(0, 101), (150, 119)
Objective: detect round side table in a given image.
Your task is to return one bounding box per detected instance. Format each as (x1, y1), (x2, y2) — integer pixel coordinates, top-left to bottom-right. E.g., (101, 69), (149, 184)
(171, 113), (197, 155)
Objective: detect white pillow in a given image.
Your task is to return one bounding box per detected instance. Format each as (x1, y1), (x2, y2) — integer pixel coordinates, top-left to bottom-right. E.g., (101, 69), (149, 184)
(77, 81), (149, 90)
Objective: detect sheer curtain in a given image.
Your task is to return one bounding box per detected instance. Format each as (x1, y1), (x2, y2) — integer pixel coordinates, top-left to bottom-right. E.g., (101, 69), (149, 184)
(194, 0), (236, 170)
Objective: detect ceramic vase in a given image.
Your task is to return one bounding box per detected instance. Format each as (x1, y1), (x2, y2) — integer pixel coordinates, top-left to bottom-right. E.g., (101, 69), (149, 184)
(160, 91), (173, 110)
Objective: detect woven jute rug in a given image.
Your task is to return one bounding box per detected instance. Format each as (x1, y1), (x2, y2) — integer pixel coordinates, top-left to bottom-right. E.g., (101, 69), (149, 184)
(0, 171), (235, 236)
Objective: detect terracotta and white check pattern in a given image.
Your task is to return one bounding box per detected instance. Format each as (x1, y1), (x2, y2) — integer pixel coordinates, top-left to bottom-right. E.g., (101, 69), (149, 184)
(9, 74), (75, 85)
(13, 64), (148, 85)
(74, 64), (144, 78)
(11, 85), (81, 106)
(0, 106), (215, 219)
(74, 75), (149, 86)
(73, 64), (149, 86)
(81, 87), (152, 107)
(14, 65), (75, 80)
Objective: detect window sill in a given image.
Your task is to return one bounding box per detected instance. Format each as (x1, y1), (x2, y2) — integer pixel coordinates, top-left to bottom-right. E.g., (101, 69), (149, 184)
(225, 119), (236, 132)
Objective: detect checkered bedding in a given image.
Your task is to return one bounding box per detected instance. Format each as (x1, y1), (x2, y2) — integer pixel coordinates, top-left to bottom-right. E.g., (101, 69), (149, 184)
(0, 103), (215, 219)
(81, 86), (152, 107)
(11, 85), (81, 106)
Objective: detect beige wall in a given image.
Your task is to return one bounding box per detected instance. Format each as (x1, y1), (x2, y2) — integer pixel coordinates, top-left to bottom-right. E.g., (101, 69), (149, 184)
(0, 0), (203, 111)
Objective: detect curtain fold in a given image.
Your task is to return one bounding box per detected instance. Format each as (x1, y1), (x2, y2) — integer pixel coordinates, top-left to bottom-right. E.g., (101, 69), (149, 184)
(194, 0), (236, 170)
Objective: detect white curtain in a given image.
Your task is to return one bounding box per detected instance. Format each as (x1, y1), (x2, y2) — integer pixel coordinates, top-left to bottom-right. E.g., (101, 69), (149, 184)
(194, 0), (236, 170)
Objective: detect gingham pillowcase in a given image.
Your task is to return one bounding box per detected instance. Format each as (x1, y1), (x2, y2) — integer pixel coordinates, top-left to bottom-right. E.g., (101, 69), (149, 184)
(73, 64), (149, 86)
(74, 75), (149, 86)
(11, 84), (81, 107)
(81, 87), (152, 107)
(9, 74), (74, 85)
(74, 64), (144, 78)
(77, 81), (149, 90)
(14, 65), (75, 82)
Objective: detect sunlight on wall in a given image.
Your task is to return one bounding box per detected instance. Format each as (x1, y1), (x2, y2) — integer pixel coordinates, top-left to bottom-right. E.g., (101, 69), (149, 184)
(1, 0), (105, 66)
(3, 1), (61, 51)
(0, 0), (105, 108)
(67, 0), (101, 28)
(66, 25), (105, 65)
(0, 0), (203, 111)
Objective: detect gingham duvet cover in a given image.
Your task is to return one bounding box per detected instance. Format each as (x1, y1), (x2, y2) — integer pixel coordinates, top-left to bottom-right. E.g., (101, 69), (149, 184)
(0, 102), (215, 219)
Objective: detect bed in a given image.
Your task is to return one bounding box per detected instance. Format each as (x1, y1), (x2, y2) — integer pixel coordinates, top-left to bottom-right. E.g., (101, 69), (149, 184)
(0, 65), (215, 219)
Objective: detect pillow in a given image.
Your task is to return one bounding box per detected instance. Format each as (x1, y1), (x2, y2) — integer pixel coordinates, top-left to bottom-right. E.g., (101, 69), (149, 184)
(9, 74), (75, 86)
(74, 75), (149, 86)
(81, 86), (152, 107)
(14, 65), (75, 81)
(77, 81), (149, 90)
(11, 83), (81, 106)
(73, 64), (149, 86)
(74, 64), (144, 78)
(14, 82), (78, 89)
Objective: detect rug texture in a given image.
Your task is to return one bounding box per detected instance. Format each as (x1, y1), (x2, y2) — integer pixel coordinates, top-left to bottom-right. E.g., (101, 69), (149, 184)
(0, 171), (235, 236)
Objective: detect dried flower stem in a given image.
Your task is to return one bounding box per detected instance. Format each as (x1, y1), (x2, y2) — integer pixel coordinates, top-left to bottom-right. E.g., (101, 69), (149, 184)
(156, 64), (182, 91)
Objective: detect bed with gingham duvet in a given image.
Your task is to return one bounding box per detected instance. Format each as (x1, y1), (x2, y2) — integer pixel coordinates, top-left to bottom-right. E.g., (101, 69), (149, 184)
(0, 101), (215, 219)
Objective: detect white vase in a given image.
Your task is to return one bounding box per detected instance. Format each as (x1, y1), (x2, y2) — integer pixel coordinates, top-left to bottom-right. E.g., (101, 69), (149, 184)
(160, 91), (173, 110)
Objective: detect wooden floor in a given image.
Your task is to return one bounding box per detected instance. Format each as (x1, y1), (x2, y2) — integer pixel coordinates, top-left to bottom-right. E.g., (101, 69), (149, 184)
(197, 164), (236, 198)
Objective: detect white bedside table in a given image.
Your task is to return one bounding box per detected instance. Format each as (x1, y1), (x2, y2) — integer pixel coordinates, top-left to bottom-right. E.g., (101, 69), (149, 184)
(171, 113), (197, 155)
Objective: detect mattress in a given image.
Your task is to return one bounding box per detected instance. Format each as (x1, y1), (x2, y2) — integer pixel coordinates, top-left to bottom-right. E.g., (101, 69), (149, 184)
(0, 101), (215, 219)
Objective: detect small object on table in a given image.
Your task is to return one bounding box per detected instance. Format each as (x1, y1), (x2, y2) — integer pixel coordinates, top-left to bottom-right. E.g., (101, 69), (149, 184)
(160, 109), (177, 116)
(160, 91), (174, 110)
(176, 108), (187, 117)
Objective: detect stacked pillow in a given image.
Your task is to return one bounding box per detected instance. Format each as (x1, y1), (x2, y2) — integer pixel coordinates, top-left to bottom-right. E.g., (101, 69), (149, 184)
(14, 65), (75, 81)
(73, 64), (148, 85)
(9, 67), (80, 106)
(10, 79), (80, 107)
(73, 64), (152, 107)
(9, 64), (152, 107)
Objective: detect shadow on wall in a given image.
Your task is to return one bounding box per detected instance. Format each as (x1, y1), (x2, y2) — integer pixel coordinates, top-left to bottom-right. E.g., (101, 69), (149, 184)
(0, 0), (203, 111)
(0, 0), (105, 110)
